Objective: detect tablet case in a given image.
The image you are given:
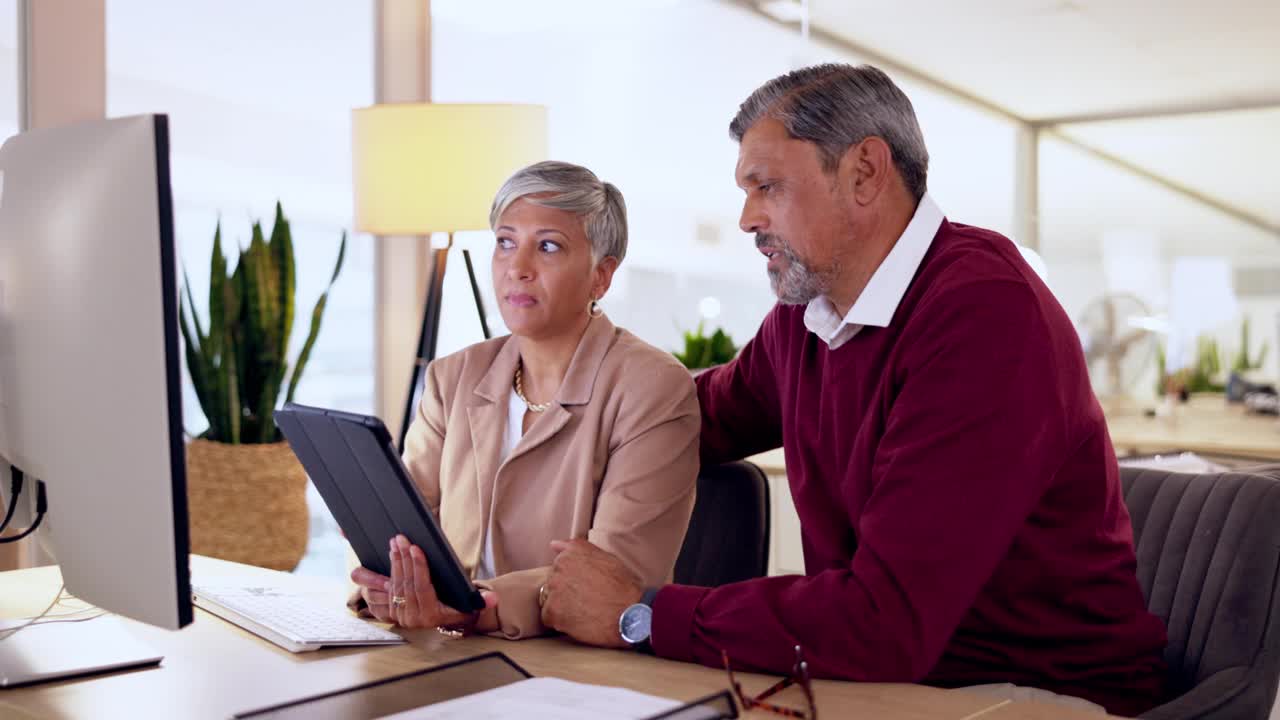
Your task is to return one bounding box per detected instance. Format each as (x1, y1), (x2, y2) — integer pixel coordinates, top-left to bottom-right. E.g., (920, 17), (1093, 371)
(273, 402), (484, 613)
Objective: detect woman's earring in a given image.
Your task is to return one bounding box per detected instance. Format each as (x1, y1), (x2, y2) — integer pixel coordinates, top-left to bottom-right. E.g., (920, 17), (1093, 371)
(588, 299), (604, 318)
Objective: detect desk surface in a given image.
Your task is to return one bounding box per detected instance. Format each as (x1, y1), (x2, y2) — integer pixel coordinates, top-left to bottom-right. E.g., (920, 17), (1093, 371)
(0, 556), (1114, 719)
(1102, 395), (1280, 463)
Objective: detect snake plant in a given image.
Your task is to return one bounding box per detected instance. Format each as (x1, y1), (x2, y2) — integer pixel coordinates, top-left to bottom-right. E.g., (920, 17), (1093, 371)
(179, 203), (346, 444)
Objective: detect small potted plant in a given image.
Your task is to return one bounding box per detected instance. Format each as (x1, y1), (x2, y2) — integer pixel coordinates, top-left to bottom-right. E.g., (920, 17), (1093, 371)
(180, 203), (345, 570)
(1227, 317), (1270, 402)
(674, 323), (738, 373)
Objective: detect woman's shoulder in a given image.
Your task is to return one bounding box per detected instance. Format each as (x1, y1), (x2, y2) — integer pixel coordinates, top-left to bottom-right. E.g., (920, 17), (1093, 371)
(601, 327), (695, 396)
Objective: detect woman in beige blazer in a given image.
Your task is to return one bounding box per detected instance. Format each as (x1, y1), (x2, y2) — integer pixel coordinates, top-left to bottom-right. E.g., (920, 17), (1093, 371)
(351, 161), (699, 639)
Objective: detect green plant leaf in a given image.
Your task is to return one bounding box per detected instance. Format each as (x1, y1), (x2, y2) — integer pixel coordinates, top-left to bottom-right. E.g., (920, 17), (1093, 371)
(238, 243), (262, 436)
(270, 202), (295, 366)
(265, 203), (296, 442)
(182, 265), (205, 346)
(224, 318), (241, 445)
(285, 232), (347, 404)
(178, 299), (214, 437)
(672, 322), (736, 369)
(242, 228), (284, 441)
(286, 294), (327, 406)
(328, 230), (347, 285)
(207, 222), (226, 361)
(180, 206), (344, 443)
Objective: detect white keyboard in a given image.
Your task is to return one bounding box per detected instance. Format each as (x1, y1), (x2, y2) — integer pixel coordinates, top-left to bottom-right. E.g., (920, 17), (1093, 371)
(192, 584), (405, 653)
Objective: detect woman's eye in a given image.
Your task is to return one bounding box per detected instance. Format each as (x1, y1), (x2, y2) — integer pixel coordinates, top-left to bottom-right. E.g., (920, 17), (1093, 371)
(496, 237), (514, 250)
(539, 240), (561, 253)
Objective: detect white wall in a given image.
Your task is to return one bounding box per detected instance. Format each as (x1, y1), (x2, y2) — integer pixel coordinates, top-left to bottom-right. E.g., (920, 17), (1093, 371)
(429, 0), (1020, 357)
(0, 0), (19, 138)
(103, 0), (376, 576)
(428, 1), (1278, 397)
(1039, 136), (1280, 396)
(106, 0), (377, 427)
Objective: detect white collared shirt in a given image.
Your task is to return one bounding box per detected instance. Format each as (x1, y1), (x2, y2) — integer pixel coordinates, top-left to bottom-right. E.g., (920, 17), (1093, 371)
(804, 193), (945, 350)
(474, 388), (527, 581)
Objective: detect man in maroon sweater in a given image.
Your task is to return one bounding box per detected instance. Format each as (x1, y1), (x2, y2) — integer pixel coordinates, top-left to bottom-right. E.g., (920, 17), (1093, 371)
(539, 64), (1168, 715)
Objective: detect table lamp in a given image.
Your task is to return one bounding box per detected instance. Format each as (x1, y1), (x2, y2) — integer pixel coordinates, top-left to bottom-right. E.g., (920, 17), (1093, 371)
(353, 103), (547, 449)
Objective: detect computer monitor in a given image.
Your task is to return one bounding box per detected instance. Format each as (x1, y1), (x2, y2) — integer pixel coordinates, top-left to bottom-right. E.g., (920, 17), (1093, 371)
(0, 115), (191, 635)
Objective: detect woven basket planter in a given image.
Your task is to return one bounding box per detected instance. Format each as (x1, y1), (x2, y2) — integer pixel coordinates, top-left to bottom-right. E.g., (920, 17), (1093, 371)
(186, 439), (309, 571)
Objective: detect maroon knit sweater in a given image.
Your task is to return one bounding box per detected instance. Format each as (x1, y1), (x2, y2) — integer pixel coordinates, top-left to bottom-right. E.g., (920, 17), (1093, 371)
(651, 219), (1168, 716)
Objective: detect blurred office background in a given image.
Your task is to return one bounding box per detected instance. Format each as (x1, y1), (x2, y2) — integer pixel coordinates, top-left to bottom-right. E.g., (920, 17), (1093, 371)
(2, 0), (1275, 576)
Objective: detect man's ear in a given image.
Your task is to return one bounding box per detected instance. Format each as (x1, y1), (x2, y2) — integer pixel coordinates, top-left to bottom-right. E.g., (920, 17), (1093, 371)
(839, 136), (893, 206)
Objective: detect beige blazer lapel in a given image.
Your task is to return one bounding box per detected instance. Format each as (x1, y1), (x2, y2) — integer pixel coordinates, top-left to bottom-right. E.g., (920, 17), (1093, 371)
(489, 316), (619, 574)
(504, 315), (617, 465)
(462, 337), (521, 571)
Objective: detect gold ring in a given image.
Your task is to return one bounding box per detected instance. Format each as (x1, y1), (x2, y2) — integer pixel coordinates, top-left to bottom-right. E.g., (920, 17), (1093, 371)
(391, 595), (407, 607)
(538, 584), (548, 608)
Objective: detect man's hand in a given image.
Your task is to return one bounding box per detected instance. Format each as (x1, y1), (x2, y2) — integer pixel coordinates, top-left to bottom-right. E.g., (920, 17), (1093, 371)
(541, 539), (644, 649)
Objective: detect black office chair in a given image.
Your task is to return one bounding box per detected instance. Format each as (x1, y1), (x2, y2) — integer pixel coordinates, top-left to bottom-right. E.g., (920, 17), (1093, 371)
(674, 461), (771, 587)
(1121, 466), (1280, 719)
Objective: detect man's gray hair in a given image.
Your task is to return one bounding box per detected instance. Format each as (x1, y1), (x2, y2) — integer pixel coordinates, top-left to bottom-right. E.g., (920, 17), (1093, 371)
(489, 160), (628, 263)
(730, 64), (929, 201)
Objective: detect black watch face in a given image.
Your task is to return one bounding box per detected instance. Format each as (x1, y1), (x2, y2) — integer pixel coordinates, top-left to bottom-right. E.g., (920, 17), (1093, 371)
(621, 604), (652, 644)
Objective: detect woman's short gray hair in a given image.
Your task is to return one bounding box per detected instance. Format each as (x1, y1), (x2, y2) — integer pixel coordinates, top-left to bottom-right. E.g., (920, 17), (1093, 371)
(730, 63), (930, 201)
(489, 161), (628, 263)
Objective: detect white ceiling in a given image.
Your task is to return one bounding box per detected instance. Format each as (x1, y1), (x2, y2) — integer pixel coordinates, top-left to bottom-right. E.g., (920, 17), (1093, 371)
(777, 0), (1280, 239)
(1059, 108), (1280, 228)
(807, 0), (1280, 121)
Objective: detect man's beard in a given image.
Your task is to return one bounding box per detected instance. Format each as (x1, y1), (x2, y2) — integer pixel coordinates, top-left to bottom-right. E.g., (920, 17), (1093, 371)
(756, 233), (831, 305)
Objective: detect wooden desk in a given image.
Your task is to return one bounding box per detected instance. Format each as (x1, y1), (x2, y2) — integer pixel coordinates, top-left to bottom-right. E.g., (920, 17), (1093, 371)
(0, 557), (1111, 719)
(1102, 395), (1280, 463)
(749, 395), (1280, 475)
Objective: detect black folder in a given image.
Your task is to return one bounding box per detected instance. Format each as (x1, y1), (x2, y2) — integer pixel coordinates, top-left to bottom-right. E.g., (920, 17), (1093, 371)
(233, 651), (738, 719)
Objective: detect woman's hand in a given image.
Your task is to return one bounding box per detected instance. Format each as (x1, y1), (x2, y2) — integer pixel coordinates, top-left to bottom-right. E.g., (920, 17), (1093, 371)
(382, 534), (498, 629)
(350, 565), (395, 623)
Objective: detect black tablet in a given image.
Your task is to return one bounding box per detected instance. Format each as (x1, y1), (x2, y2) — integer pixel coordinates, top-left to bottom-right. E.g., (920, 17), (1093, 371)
(273, 402), (485, 613)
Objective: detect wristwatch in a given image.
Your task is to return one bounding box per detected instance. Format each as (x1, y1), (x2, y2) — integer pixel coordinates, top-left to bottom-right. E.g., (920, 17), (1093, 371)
(619, 588), (659, 647)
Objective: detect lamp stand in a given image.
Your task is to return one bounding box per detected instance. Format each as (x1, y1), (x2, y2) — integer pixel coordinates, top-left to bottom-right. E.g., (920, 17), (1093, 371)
(398, 232), (492, 451)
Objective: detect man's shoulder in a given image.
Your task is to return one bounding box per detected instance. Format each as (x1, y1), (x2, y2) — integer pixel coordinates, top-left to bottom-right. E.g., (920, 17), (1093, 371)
(921, 220), (1036, 292)
(898, 220), (1075, 344)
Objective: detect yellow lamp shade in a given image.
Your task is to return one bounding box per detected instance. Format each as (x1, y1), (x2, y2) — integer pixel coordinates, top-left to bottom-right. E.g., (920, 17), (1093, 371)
(352, 103), (548, 235)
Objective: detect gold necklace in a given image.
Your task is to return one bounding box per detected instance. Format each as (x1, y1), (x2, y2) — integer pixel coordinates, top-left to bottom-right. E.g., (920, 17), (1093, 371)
(514, 362), (551, 413)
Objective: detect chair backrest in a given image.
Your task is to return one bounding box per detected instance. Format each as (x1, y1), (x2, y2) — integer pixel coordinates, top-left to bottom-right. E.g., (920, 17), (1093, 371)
(1120, 466), (1280, 716)
(674, 461), (770, 587)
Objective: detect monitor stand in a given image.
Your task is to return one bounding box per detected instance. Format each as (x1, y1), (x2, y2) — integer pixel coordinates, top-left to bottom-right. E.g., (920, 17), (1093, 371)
(0, 616), (163, 688)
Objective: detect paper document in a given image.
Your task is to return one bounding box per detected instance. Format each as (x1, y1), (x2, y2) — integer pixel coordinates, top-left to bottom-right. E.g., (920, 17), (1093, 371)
(1118, 452), (1230, 474)
(375, 677), (683, 720)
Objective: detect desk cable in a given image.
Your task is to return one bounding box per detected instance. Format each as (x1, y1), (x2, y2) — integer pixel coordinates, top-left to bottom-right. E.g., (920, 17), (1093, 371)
(0, 584), (108, 644)
(0, 470), (47, 544)
(0, 467), (23, 534)
(0, 582), (66, 643)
